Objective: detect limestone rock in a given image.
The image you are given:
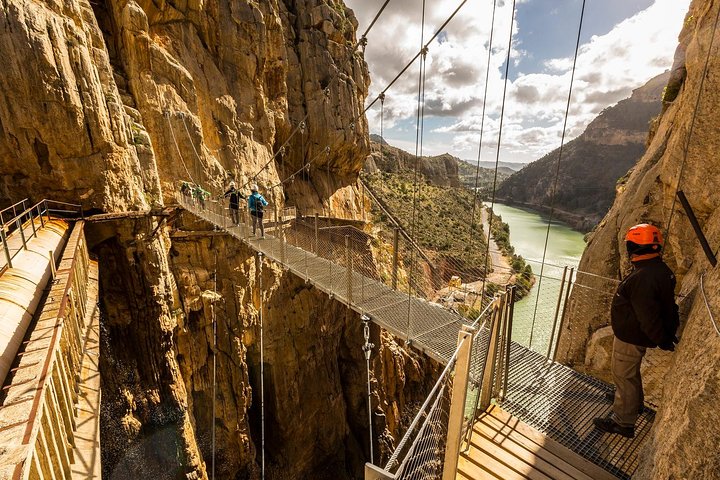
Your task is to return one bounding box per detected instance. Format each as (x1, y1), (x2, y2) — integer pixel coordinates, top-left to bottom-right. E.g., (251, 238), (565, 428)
(558, 2), (720, 478)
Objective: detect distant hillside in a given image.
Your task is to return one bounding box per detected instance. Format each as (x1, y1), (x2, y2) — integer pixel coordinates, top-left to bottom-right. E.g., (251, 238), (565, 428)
(366, 138), (461, 187)
(365, 138), (507, 193)
(496, 71), (669, 232)
(457, 159), (513, 190)
(474, 160), (526, 172)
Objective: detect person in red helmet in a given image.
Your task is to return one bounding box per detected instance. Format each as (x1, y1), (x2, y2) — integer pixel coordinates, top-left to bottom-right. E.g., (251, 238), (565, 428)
(593, 223), (679, 438)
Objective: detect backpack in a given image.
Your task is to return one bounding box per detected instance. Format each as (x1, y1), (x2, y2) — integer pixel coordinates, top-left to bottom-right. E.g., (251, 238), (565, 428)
(250, 194), (265, 213)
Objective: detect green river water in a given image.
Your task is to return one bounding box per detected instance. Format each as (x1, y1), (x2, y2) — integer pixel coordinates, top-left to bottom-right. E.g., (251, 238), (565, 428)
(487, 203), (587, 354)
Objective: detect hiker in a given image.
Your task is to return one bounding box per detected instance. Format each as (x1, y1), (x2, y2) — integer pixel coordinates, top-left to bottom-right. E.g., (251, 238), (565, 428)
(593, 223), (679, 438)
(193, 184), (209, 208)
(223, 181), (245, 225)
(180, 181), (192, 199)
(248, 184), (269, 237)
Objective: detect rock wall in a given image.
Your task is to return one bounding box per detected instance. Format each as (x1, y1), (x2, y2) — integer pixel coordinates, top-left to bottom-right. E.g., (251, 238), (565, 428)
(557, 1), (720, 478)
(0, 0), (440, 477)
(0, 0), (369, 213)
(90, 215), (438, 479)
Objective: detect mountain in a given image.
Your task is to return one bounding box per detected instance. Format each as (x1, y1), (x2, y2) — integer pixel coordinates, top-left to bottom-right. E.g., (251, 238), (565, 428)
(365, 139), (511, 191)
(457, 159), (514, 189)
(365, 139), (462, 186)
(496, 71), (670, 232)
(474, 160), (526, 172)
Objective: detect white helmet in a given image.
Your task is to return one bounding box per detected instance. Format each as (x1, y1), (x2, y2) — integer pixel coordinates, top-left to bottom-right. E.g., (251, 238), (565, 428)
(251, 184), (259, 192)
(229, 181), (236, 188)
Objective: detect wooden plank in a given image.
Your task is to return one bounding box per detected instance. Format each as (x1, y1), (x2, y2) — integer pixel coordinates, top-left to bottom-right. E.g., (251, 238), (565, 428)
(466, 433), (555, 480)
(476, 415), (596, 480)
(486, 407), (619, 480)
(459, 443), (533, 480)
(471, 423), (579, 480)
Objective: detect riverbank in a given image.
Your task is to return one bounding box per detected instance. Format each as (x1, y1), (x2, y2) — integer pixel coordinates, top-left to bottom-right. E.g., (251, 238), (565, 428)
(494, 197), (599, 233)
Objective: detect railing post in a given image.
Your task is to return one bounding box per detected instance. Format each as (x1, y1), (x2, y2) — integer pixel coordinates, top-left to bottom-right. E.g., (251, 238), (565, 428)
(480, 294), (505, 410)
(494, 290), (510, 397)
(391, 227), (399, 290)
(346, 234), (352, 305)
(16, 217), (27, 249)
(442, 325), (476, 480)
(314, 213), (319, 254)
(280, 211), (286, 264)
(49, 250), (56, 279)
(364, 464), (394, 480)
(29, 206), (37, 238)
(502, 286), (515, 400)
(1, 227), (11, 269)
(553, 267), (575, 363)
(547, 266), (568, 359)
(38, 203), (45, 228)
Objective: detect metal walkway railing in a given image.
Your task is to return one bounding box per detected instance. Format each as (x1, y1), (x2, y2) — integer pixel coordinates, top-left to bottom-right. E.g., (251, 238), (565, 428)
(0, 199), (83, 275)
(177, 196), (657, 479)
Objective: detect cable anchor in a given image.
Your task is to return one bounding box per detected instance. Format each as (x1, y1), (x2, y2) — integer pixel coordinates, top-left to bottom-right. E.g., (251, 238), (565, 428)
(361, 314), (374, 360)
(299, 121), (306, 135)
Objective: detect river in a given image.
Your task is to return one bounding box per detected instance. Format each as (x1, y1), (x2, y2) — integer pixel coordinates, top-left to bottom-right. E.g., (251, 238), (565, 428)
(487, 203), (587, 354)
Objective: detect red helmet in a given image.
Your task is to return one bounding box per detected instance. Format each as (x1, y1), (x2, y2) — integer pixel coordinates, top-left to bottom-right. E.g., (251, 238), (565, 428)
(625, 223), (663, 256)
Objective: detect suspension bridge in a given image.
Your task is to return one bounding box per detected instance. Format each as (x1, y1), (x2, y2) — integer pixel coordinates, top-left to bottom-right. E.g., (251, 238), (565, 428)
(0, 0), (692, 476)
(176, 195), (661, 479)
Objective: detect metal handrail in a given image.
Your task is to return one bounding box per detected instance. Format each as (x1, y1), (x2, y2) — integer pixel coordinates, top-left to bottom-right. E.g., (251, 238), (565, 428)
(0, 199), (84, 272)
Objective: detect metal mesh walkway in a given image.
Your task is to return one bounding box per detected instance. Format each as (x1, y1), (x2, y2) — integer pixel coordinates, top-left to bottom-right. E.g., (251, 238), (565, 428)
(179, 197), (470, 364)
(178, 198), (651, 479)
(502, 344), (653, 478)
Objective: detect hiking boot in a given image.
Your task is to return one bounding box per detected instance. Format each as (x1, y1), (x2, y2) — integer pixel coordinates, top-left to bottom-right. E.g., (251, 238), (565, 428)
(593, 417), (634, 438)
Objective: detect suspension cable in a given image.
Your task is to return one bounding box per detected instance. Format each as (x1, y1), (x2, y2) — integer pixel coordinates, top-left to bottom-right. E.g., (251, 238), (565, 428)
(484, 0), (518, 312)
(211, 251), (217, 480)
(700, 271), (720, 337)
(406, 0), (428, 341)
(363, 0), (470, 115)
(473, 0), (499, 307)
(361, 314), (375, 463)
(258, 252), (266, 479)
(664, 4), (720, 245)
(165, 111), (197, 185)
(528, 0), (586, 350)
(236, 0), (395, 191)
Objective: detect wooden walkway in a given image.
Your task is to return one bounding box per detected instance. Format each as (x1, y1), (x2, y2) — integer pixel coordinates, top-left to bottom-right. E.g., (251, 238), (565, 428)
(459, 406), (617, 480)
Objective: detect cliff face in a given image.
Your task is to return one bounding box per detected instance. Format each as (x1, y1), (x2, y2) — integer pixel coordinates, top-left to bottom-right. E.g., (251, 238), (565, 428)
(558, 2), (720, 478)
(496, 72), (668, 232)
(0, 0), (438, 477)
(0, 0), (369, 212)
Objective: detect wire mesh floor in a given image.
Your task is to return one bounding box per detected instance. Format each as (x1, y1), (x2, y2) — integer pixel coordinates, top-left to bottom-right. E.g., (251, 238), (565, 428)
(179, 200), (651, 478)
(502, 344), (654, 478)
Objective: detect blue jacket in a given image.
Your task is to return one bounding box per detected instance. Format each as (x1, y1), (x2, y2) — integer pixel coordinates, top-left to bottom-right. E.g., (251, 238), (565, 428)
(248, 192), (268, 213)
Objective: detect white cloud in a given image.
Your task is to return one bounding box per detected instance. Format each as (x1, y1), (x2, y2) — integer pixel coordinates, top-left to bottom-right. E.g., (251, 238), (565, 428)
(346, 0), (691, 163)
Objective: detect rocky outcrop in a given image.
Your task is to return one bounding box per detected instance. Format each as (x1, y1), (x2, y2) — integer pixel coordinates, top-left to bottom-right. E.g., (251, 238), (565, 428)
(0, 0), (443, 477)
(90, 214), (438, 479)
(365, 137), (461, 187)
(557, 2), (720, 478)
(496, 72), (669, 232)
(0, 0), (369, 214)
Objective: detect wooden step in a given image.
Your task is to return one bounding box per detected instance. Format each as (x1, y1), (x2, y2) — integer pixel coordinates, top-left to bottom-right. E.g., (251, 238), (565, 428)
(457, 406), (618, 480)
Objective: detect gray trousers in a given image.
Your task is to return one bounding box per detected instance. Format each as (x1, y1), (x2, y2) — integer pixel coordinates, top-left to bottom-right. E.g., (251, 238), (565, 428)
(611, 337), (646, 426)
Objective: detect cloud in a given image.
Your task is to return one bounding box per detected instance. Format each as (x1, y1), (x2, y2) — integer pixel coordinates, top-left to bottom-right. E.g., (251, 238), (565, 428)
(346, 0), (690, 163)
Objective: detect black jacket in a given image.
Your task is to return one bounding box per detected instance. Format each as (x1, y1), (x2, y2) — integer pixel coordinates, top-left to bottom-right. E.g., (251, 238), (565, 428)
(610, 257), (679, 348)
(224, 188), (245, 208)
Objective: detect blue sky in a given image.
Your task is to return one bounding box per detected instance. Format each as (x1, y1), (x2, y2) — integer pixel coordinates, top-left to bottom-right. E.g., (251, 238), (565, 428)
(344, 0), (689, 164)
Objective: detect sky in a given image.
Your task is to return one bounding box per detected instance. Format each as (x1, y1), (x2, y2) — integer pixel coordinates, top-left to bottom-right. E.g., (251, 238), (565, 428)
(344, 0), (691, 164)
